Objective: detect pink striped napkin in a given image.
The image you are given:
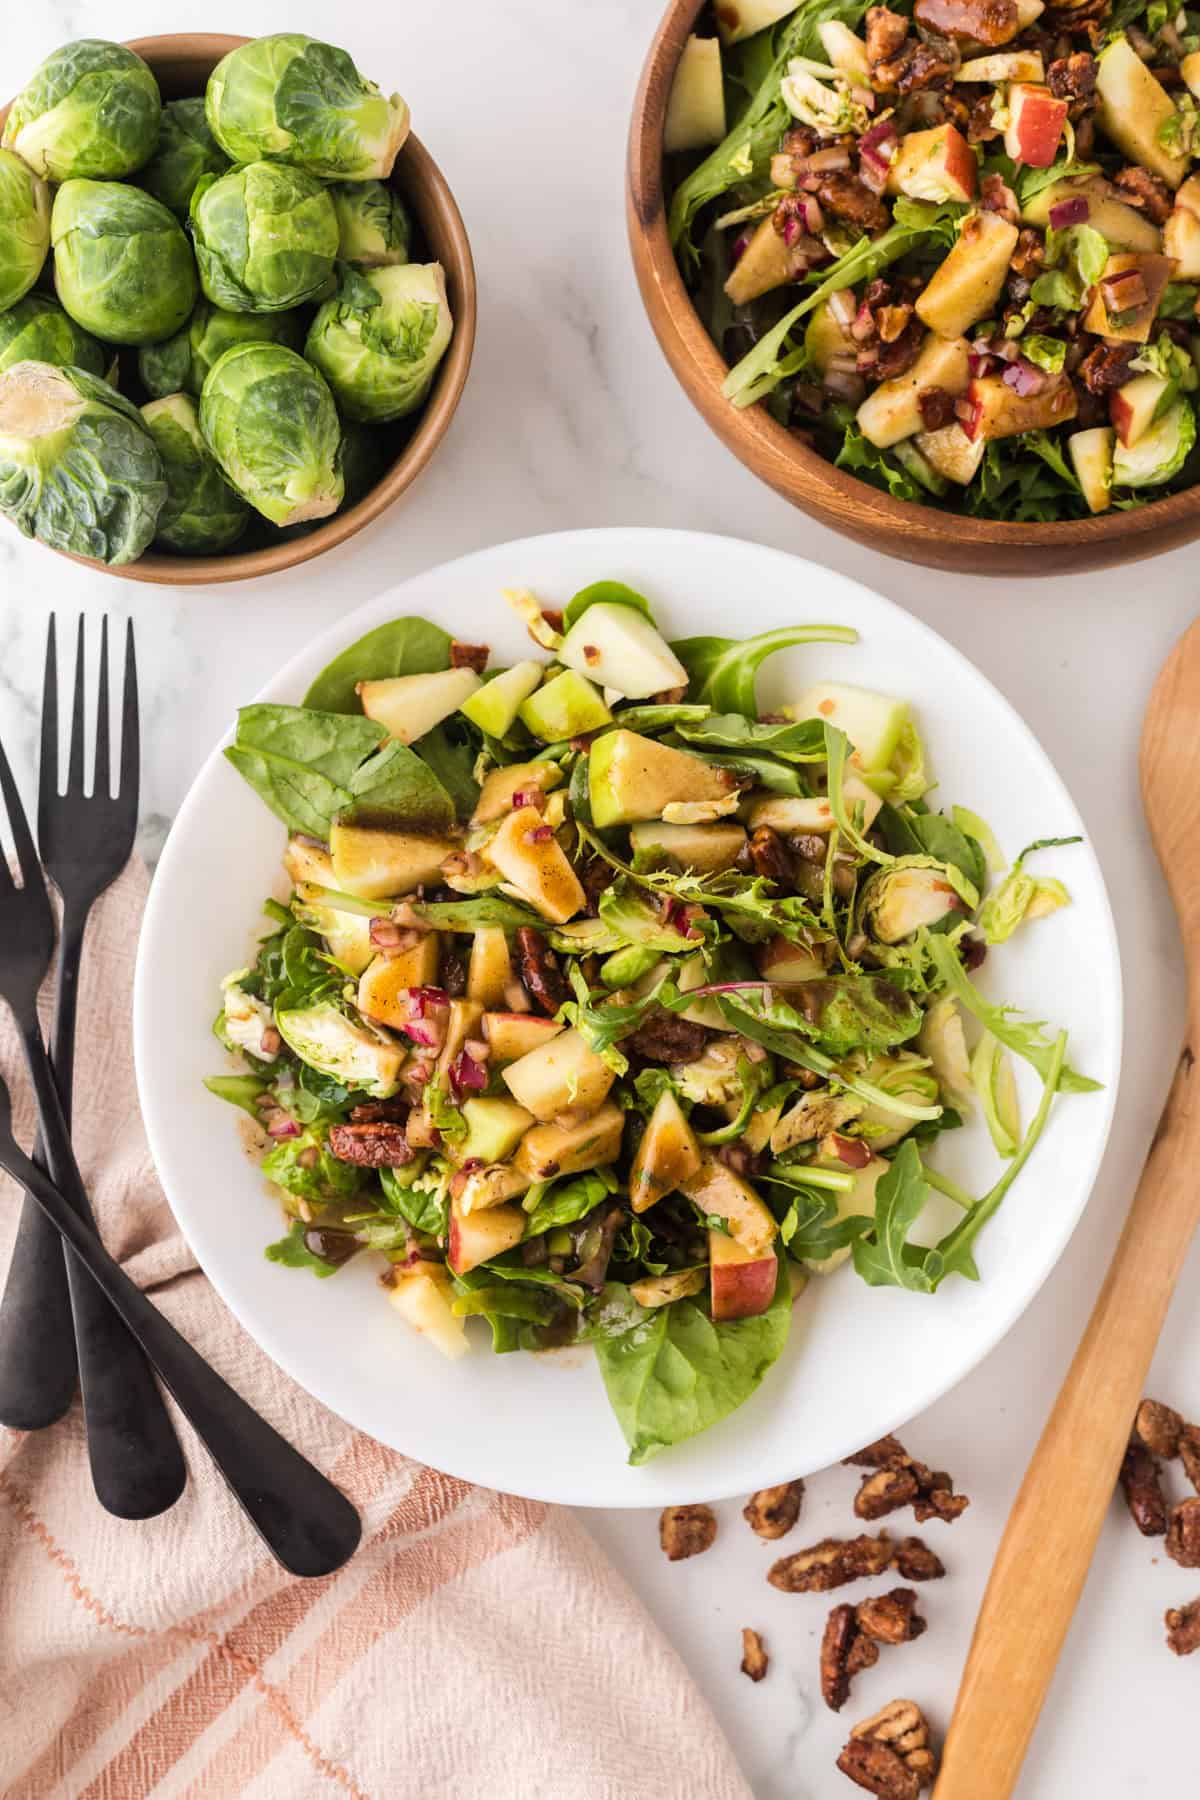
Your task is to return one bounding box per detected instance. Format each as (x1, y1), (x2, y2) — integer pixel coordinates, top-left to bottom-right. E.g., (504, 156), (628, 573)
(0, 863), (751, 1800)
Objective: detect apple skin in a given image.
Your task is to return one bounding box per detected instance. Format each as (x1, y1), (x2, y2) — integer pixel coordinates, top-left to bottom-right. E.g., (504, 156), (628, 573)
(1004, 84), (1068, 168)
(709, 1231), (777, 1321)
(1109, 374), (1170, 448)
(887, 124), (977, 205)
(960, 374), (1077, 442)
(447, 1198), (525, 1275)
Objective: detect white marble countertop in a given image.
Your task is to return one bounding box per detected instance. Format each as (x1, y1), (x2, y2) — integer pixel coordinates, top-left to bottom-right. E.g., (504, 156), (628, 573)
(4, 2), (1200, 1794)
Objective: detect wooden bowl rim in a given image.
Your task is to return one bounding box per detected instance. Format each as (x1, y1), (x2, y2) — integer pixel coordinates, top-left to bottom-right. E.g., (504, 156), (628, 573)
(0, 31), (477, 586)
(627, 0), (1200, 560)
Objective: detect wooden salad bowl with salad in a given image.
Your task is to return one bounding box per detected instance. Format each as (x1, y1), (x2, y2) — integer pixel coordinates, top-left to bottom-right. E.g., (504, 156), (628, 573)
(628, 0), (1200, 574)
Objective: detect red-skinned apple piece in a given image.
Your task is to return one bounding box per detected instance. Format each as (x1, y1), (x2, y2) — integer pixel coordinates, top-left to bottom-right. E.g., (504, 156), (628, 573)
(1110, 373), (1172, 447)
(709, 1231), (778, 1321)
(960, 373), (1077, 441)
(1004, 84), (1068, 168)
(447, 1197), (526, 1275)
(886, 123), (977, 204)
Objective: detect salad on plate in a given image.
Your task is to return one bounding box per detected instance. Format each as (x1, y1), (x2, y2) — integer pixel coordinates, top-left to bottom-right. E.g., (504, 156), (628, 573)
(666, 0), (1200, 519)
(207, 582), (1097, 1463)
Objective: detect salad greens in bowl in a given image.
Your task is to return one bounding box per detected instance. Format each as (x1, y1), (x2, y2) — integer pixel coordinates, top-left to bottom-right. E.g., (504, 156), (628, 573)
(202, 556), (1100, 1469)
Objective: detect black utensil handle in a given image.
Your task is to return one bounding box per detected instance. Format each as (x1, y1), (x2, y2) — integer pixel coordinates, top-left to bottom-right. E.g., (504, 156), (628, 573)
(0, 1196), (77, 1428)
(21, 1020), (188, 1520)
(7, 1138), (361, 1577)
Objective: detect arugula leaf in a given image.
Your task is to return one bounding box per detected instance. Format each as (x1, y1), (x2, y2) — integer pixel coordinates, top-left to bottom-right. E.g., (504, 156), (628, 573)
(676, 713), (827, 759)
(562, 581), (655, 631)
(851, 1139), (936, 1292)
(717, 975), (923, 1059)
(593, 1260), (791, 1464)
(303, 616), (453, 713)
(632, 867), (824, 945)
(380, 1164), (447, 1236)
(523, 1170), (617, 1236)
(559, 976), (679, 1071)
(672, 624), (858, 714)
(923, 931), (1099, 1092)
(836, 422), (927, 503)
(824, 723), (893, 864)
(776, 1185), (873, 1261)
(264, 1221), (343, 1277)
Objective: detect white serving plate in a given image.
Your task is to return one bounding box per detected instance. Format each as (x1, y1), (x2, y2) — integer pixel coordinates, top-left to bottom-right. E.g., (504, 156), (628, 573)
(134, 528), (1122, 1506)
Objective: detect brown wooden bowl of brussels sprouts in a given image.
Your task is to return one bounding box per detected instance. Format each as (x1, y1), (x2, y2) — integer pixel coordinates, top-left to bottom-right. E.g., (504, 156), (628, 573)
(0, 32), (476, 585)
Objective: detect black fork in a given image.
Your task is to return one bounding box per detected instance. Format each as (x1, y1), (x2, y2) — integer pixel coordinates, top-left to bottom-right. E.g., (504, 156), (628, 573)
(0, 619), (186, 1517)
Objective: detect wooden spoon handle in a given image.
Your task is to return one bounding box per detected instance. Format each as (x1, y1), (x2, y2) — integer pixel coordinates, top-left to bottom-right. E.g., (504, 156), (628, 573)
(936, 1040), (1200, 1798)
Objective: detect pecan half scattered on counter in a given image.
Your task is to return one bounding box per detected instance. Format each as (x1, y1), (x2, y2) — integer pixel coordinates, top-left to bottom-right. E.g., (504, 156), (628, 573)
(822, 1590), (926, 1711)
(769, 1532), (944, 1593)
(1135, 1398), (1184, 1460)
(659, 1503), (717, 1562)
(1181, 1425), (1200, 1494)
(740, 1626), (770, 1682)
(1166, 1597), (1200, 1656)
(837, 1698), (938, 1797)
(743, 1479), (806, 1540)
(1119, 1440), (1169, 1537)
(847, 1435), (970, 1525)
(1166, 1497), (1200, 1568)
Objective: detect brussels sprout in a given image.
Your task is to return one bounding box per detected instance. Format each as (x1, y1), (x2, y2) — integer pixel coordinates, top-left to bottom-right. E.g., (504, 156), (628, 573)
(0, 294), (106, 377)
(51, 180), (198, 347)
(138, 299), (305, 399)
(0, 150), (51, 315)
(1, 39), (160, 182)
(139, 97), (229, 218)
(205, 34), (410, 179)
(190, 162), (338, 314)
(140, 393), (249, 554)
(305, 263), (453, 423)
(862, 860), (965, 944)
(329, 180), (411, 267)
(0, 359), (165, 564)
(200, 340), (344, 526)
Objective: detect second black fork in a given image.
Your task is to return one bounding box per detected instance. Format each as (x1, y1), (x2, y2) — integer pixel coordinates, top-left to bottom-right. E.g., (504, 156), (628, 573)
(0, 618), (186, 1516)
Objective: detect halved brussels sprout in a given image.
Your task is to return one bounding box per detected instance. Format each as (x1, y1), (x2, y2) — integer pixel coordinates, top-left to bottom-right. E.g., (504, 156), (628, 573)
(141, 393), (249, 554)
(205, 34), (410, 179)
(305, 263), (453, 423)
(0, 150), (51, 314)
(190, 162), (338, 313)
(200, 340), (344, 526)
(51, 180), (198, 346)
(138, 299), (305, 399)
(0, 360), (165, 564)
(0, 295), (106, 378)
(329, 180), (411, 267)
(140, 97), (229, 218)
(1, 39), (161, 182)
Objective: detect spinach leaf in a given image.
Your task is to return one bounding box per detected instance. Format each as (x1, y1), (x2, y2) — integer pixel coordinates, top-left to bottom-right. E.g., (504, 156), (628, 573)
(413, 720), (481, 821)
(345, 739), (456, 833)
(303, 616), (453, 713)
(672, 624), (858, 715)
(563, 581), (655, 631)
(923, 932), (1100, 1093)
(677, 713), (826, 759)
(379, 1164), (448, 1236)
(235, 704), (385, 784)
(718, 975), (922, 1059)
(851, 1139), (937, 1292)
(264, 1221), (342, 1278)
(672, 745), (808, 796)
(593, 1260), (791, 1464)
(224, 746), (352, 840)
(878, 804), (986, 891)
(572, 1282), (654, 1342)
(523, 1170), (618, 1237)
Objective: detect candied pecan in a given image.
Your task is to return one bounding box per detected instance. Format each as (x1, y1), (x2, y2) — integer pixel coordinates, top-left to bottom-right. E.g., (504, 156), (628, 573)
(857, 1588), (927, 1646)
(744, 1479), (806, 1540)
(1044, 0), (1109, 37)
(629, 1008), (709, 1065)
(819, 174), (892, 236)
(1166, 1597), (1200, 1655)
(842, 1699), (938, 1793)
(440, 944), (467, 998)
(660, 1503), (717, 1561)
(1181, 1425), (1200, 1494)
(748, 825), (794, 887)
(513, 926), (567, 1017)
(867, 6), (911, 65)
(741, 1626), (770, 1681)
(896, 35), (960, 93)
(849, 1436), (970, 1523)
(1135, 1398), (1184, 1460)
(349, 1098), (410, 1123)
(892, 1538), (946, 1582)
(874, 46), (918, 91)
(580, 855), (611, 915)
(782, 124), (819, 161)
(769, 1533), (895, 1593)
(1112, 165), (1173, 224)
(449, 639), (489, 673)
(915, 0), (1017, 40)
(823, 1604), (880, 1711)
(1047, 50), (1098, 104)
(914, 1476), (970, 1525)
(847, 1436), (910, 1470)
(1120, 1441), (1169, 1537)
(838, 1736), (922, 1800)
(327, 1122), (414, 1168)
(916, 386), (958, 432)
(1079, 342), (1135, 395)
(1166, 1498), (1200, 1568)
(857, 1467), (923, 1521)
(1010, 228), (1045, 281)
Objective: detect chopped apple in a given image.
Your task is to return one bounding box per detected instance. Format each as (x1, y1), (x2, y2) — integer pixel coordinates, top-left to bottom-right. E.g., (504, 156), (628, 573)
(715, 0), (800, 46)
(680, 1158), (777, 1256)
(1021, 176), (1162, 251)
(915, 211), (1020, 339)
(724, 215), (813, 305)
(792, 681), (909, 770)
(674, 953), (730, 1029)
(284, 836), (335, 887)
(502, 1025), (615, 1120)
(451, 1096), (535, 1168)
(664, 34), (727, 153)
(1081, 253), (1174, 344)
(589, 730), (737, 829)
(511, 1102), (626, 1181)
(482, 1011), (564, 1062)
(1182, 48), (1200, 97)
(913, 422), (987, 484)
(1068, 426), (1115, 514)
(1015, 0), (1045, 24)
(558, 603), (688, 700)
(628, 819), (747, 873)
(1164, 205), (1200, 279)
(748, 776), (883, 835)
(358, 668), (481, 745)
(357, 940), (442, 1028)
(709, 1231), (778, 1321)
(959, 373), (1077, 441)
(630, 1266), (708, 1308)
(386, 1267), (469, 1359)
(1004, 83), (1068, 168)
(472, 760), (561, 825)
(956, 50), (1044, 80)
(459, 661), (542, 739)
(886, 124), (977, 205)
(330, 822), (458, 901)
(466, 927), (514, 1008)
(805, 298), (857, 373)
(435, 998), (484, 1081)
(856, 333), (971, 448)
(1177, 173), (1200, 217)
(755, 934), (828, 983)
(818, 19), (870, 81)
(1110, 374), (1172, 448)
(484, 805), (585, 923)
(1095, 36), (1188, 187)
(447, 1198), (526, 1275)
(630, 1090), (703, 1212)
(457, 1162), (532, 1214)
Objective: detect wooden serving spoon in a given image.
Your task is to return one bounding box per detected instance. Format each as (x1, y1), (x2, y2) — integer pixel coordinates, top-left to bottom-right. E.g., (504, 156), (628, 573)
(935, 616), (1200, 1798)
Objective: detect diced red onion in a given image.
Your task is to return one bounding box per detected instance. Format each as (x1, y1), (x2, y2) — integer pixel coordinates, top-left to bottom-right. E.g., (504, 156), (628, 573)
(781, 212), (802, 247)
(1048, 195), (1089, 229)
(525, 824), (554, 844)
(408, 986), (450, 1016)
(828, 1133), (872, 1169)
(967, 349), (997, 379)
(859, 156), (889, 195)
(511, 788), (545, 810)
(267, 1115), (301, 1140)
(732, 232), (751, 264)
(449, 1051), (488, 1100)
(799, 195), (825, 234)
(259, 1026), (281, 1058)
(956, 394), (985, 439)
(464, 1038), (490, 1063)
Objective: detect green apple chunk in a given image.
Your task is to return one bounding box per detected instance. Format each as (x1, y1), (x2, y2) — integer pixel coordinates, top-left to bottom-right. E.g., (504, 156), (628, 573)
(359, 668), (481, 745)
(663, 35), (726, 153)
(589, 729), (737, 828)
(1068, 426), (1115, 515)
(803, 1156), (890, 1273)
(558, 602), (688, 700)
(450, 1096), (535, 1167)
(387, 1266), (469, 1358)
(460, 661), (542, 737)
(275, 1002), (405, 1096)
(519, 669), (612, 741)
(484, 805), (585, 922)
(793, 681), (909, 771)
(627, 819), (746, 872)
(1095, 37), (1187, 188)
(330, 821), (457, 900)
(501, 1025), (615, 1120)
(630, 1090), (703, 1212)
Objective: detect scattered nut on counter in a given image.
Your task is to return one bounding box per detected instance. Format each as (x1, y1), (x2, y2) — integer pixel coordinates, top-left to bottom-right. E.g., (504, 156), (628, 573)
(769, 1533), (945, 1595)
(845, 1436), (970, 1526)
(1120, 1395), (1200, 1649)
(659, 1503), (717, 1562)
(740, 1626), (769, 1682)
(821, 1589), (926, 1712)
(836, 1698), (938, 1797)
(742, 1479), (806, 1540)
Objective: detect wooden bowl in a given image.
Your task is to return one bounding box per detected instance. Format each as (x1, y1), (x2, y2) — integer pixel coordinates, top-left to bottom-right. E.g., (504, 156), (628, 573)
(628, 0), (1200, 576)
(0, 33), (476, 585)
